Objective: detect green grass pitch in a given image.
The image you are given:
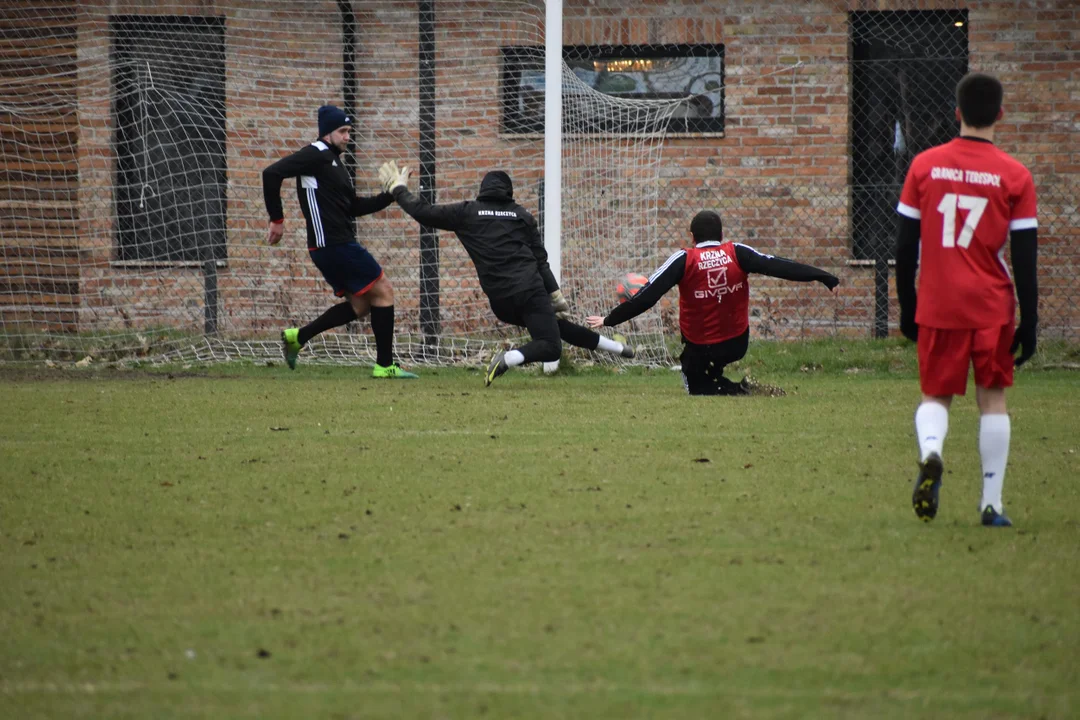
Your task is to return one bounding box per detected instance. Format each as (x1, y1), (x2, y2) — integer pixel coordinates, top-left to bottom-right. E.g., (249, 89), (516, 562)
(2, 340), (1078, 719)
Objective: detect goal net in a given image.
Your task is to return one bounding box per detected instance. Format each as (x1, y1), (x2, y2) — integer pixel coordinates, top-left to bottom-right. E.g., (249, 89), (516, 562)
(0, 0), (686, 368)
(8, 1), (1074, 365)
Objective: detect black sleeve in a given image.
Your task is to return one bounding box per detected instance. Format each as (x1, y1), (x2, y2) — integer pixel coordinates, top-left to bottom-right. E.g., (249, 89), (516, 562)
(350, 191), (395, 218)
(523, 211), (558, 293)
(604, 253), (685, 327)
(262, 146), (321, 222)
(391, 187), (465, 231)
(894, 215), (921, 322)
(1010, 227), (1038, 324)
(734, 243), (836, 285)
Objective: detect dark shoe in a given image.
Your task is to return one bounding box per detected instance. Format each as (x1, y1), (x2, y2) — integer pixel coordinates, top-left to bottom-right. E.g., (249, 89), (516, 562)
(981, 505), (1013, 528)
(485, 351), (509, 387)
(912, 452), (943, 522)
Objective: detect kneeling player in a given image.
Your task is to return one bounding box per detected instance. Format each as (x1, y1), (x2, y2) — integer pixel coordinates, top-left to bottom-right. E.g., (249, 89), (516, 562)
(586, 210), (838, 395)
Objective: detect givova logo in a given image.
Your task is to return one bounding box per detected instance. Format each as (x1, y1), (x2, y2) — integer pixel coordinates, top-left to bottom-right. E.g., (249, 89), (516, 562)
(695, 267), (743, 302)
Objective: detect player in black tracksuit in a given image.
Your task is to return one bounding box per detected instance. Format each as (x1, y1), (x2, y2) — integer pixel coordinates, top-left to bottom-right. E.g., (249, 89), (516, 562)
(262, 105), (415, 378)
(381, 166), (633, 385)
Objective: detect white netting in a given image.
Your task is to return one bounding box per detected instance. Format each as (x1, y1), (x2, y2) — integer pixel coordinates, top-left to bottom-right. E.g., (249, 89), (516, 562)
(0, 1), (690, 366)
(559, 64), (685, 365)
(1, 1), (1077, 366)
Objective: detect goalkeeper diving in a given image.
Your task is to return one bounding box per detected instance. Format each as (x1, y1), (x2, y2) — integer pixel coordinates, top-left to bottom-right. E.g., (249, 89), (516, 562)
(378, 161), (633, 386)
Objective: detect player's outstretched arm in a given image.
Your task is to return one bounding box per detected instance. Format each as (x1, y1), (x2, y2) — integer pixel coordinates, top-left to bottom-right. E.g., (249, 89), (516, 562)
(894, 215), (921, 342)
(378, 162), (465, 231)
(1009, 227), (1039, 366)
(588, 253), (684, 329)
(733, 244), (839, 289)
(350, 187), (394, 217)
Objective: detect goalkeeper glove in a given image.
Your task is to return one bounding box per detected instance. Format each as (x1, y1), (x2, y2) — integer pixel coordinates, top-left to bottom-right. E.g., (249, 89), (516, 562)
(1010, 320), (1037, 367)
(378, 161), (409, 194)
(377, 161), (398, 193)
(820, 273), (840, 291)
(550, 289), (570, 320)
(387, 163), (411, 194)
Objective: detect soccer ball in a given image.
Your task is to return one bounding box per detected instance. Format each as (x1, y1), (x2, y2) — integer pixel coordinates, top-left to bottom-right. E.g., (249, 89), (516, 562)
(615, 272), (648, 303)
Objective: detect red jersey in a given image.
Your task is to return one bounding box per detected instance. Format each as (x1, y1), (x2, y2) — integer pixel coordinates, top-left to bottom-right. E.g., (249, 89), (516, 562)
(897, 137), (1037, 329)
(678, 241), (750, 344)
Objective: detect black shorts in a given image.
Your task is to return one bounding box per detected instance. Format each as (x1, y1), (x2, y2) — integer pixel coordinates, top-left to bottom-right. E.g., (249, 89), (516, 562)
(680, 330), (749, 396)
(309, 242), (383, 297)
(487, 283), (551, 327)
(487, 284), (562, 363)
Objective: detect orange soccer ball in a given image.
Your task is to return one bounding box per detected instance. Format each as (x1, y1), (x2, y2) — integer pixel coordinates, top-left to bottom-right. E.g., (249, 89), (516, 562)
(615, 272), (649, 304)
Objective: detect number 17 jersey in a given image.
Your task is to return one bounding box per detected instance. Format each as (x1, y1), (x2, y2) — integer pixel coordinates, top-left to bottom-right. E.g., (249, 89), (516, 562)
(897, 137), (1037, 329)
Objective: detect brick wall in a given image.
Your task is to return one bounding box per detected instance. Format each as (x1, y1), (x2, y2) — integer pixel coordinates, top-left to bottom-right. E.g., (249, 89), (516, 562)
(2, 0), (1077, 350)
(0, 0), (80, 331)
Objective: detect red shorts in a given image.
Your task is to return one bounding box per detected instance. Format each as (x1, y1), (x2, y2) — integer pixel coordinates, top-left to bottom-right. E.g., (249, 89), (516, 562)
(917, 324), (1015, 397)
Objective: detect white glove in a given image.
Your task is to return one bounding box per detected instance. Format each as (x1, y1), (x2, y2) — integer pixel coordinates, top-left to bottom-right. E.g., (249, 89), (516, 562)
(383, 162), (411, 194)
(392, 165), (411, 193)
(550, 289), (570, 320)
(377, 161), (398, 193)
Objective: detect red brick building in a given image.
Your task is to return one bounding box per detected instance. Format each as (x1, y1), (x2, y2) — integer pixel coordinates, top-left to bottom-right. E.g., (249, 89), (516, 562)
(2, 0), (1076, 362)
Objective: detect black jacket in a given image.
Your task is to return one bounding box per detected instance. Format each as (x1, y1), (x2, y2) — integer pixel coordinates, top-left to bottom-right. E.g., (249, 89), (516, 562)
(262, 140), (393, 250)
(391, 173), (558, 299)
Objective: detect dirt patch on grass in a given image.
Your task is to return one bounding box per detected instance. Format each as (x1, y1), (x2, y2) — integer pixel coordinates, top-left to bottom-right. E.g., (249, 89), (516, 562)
(0, 366), (211, 382)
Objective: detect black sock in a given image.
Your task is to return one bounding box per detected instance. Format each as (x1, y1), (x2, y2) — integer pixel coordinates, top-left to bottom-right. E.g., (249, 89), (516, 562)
(298, 302), (356, 346)
(370, 304), (394, 367)
(557, 318), (601, 350)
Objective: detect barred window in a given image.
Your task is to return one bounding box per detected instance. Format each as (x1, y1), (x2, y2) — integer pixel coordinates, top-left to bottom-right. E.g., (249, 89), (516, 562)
(111, 15), (227, 263)
(850, 10), (968, 260)
(502, 44), (725, 136)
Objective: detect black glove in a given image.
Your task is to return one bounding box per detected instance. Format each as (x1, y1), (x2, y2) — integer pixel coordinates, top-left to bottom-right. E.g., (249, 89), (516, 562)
(900, 311), (918, 342)
(820, 274), (840, 291)
(1010, 322), (1037, 366)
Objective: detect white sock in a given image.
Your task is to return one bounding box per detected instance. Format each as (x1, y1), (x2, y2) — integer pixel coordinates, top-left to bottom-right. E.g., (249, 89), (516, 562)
(504, 350), (525, 367)
(914, 402), (949, 463)
(979, 414), (1010, 513)
(595, 335), (624, 354)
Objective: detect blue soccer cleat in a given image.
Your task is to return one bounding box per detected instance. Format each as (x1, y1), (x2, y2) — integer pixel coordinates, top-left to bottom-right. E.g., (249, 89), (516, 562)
(912, 452), (943, 522)
(981, 505), (1013, 528)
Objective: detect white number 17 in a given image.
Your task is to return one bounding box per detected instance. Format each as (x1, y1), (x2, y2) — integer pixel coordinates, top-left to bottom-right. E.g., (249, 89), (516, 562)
(936, 193), (988, 249)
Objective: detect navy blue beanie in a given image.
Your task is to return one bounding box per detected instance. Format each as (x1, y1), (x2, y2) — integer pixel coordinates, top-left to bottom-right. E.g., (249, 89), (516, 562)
(318, 105), (351, 138)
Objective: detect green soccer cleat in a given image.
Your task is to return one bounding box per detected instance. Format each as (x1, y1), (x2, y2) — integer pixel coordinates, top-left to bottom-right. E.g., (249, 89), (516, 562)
(372, 363), (418, 379)
(485, 350), (509, 387)
(281, 328), (301, 370)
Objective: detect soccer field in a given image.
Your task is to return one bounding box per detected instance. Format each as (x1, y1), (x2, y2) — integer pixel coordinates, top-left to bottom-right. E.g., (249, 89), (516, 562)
(2, 344), (1078, 719)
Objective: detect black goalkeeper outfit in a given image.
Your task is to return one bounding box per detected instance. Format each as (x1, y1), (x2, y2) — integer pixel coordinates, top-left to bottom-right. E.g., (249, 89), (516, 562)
(390, 173), (558, 298)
